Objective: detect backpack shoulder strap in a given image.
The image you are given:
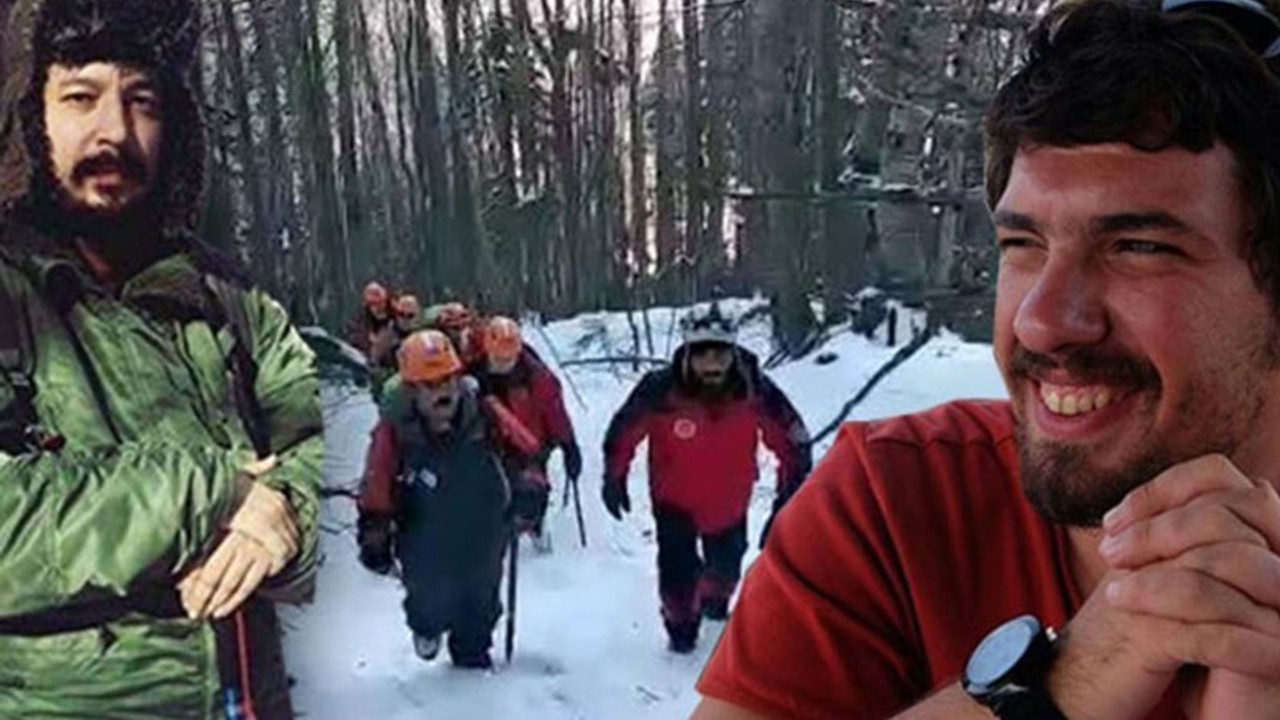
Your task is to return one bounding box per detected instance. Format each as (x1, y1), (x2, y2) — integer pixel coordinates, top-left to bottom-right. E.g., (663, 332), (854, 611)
(0, 261), (40, 454)
(202, 275), (272, 458)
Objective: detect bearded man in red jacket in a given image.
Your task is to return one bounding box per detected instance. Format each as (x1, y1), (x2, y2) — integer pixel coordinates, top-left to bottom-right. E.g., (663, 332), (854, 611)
(602, 303), (812, 653)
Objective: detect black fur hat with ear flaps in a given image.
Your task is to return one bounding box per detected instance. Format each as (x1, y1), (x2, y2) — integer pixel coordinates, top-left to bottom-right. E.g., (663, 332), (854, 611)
(0, 0), (205, 241)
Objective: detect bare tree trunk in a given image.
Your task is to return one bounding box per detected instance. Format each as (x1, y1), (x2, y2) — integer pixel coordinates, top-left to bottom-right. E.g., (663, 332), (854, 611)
(623, 0), (646, 292)
(815, 0), (857, 323)
(199, 7), (237, 256)
(702, 0), (730, 294)
(546, 0), (580, 313)
(681, 0), (705, 300)
(411, 0), (451, 296)
(654, 0), (679, 303)
(353, 0), (404, 279)
(218, 0), (266, 268)
(753, 0), (817, 354)
(443, 0), (482, 299)
(292, 0), (349, 323)
(333, 0), (364, 283)
(247, 0), (291, 296)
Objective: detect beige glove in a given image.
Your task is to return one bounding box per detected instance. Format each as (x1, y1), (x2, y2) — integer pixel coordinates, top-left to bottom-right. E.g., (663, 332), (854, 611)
(178, 455), (299, 619)
(226, 479), (299, 575)
(179, 531), (278, 619)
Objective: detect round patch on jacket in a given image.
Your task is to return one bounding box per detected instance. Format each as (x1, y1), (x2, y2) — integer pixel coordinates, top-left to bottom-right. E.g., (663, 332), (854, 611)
(673, 418), (698, 440)
(406, 468), (440, 489)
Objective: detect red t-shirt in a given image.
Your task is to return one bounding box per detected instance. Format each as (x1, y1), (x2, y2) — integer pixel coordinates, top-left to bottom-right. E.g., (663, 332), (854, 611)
(697, 399), (1182, 720)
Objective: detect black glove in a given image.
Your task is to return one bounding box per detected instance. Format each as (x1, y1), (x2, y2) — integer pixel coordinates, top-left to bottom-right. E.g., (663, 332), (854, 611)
(357, 513), (396, 575)
(562, 442), (583, 482)
(602, 477), (630, 520)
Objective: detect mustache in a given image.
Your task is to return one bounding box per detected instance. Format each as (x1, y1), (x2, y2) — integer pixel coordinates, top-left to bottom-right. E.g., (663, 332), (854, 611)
(1010, 346), (1160, 388)
(71, 151), (147, 185)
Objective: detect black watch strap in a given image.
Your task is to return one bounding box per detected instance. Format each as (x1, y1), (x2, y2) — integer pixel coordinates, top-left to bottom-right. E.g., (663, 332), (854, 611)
(990, 687), (1070, 720)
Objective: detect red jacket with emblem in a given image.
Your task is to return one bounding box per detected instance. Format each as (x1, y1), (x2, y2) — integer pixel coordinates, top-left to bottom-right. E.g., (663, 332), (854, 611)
(603, 345), (812, 534)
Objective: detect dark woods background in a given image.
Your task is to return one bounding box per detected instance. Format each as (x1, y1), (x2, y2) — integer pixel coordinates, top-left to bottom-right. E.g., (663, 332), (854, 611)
(1, 0), (1049, 350)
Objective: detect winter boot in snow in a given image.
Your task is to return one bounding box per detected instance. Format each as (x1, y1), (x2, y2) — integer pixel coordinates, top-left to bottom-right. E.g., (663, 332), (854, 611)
(666, 620), (699, 654)
(532, 526), (553, 554)
(413, 633), (442, 661)
(700, 596), (730, 622)
(451, 649), (494, 670)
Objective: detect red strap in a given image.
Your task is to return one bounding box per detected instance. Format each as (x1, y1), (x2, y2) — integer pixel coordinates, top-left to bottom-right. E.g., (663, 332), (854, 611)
(483, 396), (542, 457)
(235, 611), (259, 720)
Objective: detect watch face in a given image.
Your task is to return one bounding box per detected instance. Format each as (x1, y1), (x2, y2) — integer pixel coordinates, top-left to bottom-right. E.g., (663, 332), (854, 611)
(965, 615), (1040, 689)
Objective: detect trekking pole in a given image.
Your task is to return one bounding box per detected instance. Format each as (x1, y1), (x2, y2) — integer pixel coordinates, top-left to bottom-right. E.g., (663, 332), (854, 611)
(505, 527), (519, 664)
(570, 475), (587, 547)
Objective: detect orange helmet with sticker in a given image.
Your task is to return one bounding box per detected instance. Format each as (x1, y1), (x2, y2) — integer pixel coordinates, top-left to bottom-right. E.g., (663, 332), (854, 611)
(485, 316), (523, 364)
(397, 330), (464, 383)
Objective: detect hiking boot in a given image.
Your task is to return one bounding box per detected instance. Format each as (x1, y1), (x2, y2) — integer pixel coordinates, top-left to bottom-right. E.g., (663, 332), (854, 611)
(413, 633), (442, 661)
(451, 649), (494, 670)
(532, 528), (553, 554)
(700, 597), (730, 621)
(666, 620), (699, 654)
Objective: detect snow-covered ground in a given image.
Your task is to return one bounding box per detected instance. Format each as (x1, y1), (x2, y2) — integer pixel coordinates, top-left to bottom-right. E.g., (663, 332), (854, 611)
(282, 299), (1008, 720)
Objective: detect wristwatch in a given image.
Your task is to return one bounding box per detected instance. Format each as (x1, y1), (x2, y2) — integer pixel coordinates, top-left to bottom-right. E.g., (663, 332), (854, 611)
(962, 614), (1069, 720)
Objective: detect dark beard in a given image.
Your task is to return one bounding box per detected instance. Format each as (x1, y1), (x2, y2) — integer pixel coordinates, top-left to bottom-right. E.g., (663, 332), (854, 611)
(1016, 373), (1264, 528)
(54, 195), (170, 280)
(1017, 424), (1177, 527)
(691, 373), (733, 402)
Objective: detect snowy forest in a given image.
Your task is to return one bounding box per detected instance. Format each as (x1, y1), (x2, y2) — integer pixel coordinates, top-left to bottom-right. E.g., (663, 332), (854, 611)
(69, 0), (1050, 346)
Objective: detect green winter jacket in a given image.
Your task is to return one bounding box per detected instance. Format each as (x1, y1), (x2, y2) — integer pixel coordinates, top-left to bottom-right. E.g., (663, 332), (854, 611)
(0, 1), (322, 717)
(0, 228), (323, 719)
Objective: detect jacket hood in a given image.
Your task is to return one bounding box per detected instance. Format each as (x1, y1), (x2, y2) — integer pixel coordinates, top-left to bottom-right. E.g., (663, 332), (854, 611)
(0, 0), (205, 239)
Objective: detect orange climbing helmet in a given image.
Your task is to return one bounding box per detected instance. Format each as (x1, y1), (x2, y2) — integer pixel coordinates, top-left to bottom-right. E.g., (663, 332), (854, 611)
(485, 316), (523, 364)
(397, 330), (464, 383)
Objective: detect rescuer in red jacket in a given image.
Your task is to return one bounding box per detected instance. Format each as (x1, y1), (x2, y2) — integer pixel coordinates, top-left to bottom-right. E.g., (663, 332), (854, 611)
(602, 303), (812, 653)
(473, 316), (582, 553)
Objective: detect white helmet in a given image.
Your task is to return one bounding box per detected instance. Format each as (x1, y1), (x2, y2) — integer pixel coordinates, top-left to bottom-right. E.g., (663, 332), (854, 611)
(681, 303), (736, 346)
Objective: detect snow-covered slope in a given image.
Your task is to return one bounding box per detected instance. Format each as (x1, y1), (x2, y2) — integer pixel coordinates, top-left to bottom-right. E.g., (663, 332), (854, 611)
(282, 301), (1007, 720)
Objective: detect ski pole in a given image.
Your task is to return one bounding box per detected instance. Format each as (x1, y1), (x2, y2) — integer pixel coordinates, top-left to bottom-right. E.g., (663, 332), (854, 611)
(571, 474), (587, 547)
(505, 527), (519, 664)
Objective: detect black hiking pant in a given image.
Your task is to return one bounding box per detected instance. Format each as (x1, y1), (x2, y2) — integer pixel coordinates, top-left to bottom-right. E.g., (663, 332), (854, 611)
(654, 507), (748, 630)
(397, 488), (507, 663)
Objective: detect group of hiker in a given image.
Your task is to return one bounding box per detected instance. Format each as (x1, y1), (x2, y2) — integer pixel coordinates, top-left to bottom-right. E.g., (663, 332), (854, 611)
(349, 292), (813, 668)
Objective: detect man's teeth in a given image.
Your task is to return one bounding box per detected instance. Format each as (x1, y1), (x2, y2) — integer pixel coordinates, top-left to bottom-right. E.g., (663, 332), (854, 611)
(1040, 385), (1113, 416)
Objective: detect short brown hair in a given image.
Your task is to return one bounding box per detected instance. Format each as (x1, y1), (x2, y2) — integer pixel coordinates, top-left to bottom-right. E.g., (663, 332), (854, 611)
(985, 0), (1280, 310)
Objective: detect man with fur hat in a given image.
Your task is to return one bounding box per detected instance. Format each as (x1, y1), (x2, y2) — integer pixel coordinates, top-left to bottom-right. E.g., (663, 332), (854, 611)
(0, 1), (322, 717)
(602, 302), (812, 653)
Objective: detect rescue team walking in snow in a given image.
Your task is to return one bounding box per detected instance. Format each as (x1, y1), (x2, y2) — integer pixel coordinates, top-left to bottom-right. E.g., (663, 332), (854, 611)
(603, 303), (812, 653)
(357, 329), (551, 669)
(0, 1), (323, 718)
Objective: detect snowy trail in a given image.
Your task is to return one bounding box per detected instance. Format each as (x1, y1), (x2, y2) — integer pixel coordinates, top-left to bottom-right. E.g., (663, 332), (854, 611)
(282, 302), (1007, 720)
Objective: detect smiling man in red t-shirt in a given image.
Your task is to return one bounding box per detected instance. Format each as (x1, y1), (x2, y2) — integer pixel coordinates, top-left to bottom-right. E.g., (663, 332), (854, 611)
(691, 2), (1280, 720)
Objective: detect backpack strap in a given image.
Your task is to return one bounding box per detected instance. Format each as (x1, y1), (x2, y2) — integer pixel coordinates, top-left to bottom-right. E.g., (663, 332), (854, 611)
(202, 275), (272, 459)
(0, 265), (43, 454)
